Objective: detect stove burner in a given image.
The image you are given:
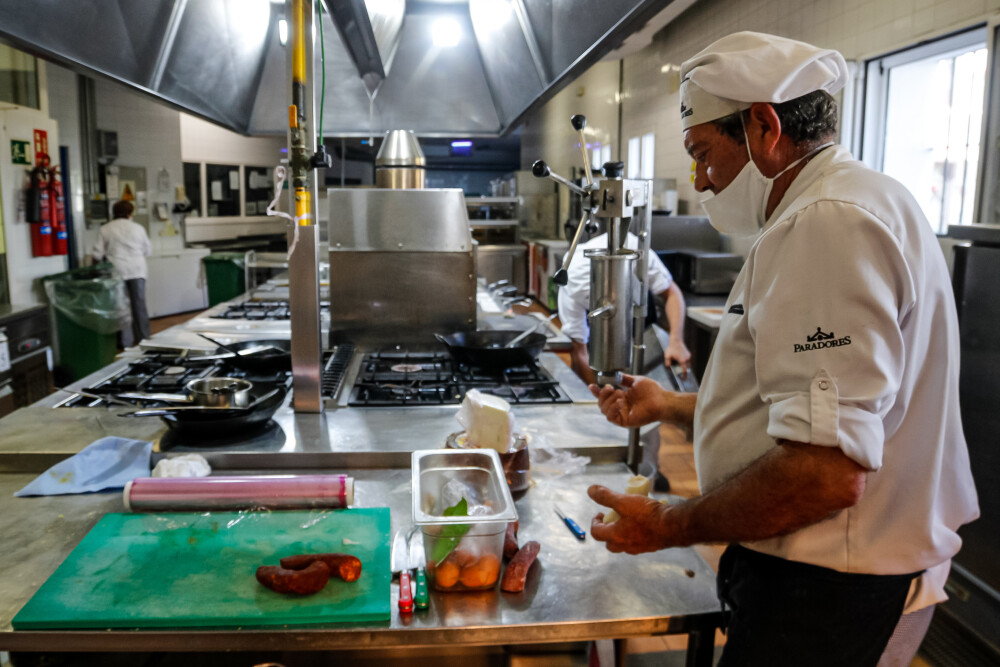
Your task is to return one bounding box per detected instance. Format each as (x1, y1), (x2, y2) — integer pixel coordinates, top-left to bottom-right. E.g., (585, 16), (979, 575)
(390, 363), (425, 373)
(211, 300), (329, 321)
(349, 350), (570, 407)
(59, 351), (292, 409)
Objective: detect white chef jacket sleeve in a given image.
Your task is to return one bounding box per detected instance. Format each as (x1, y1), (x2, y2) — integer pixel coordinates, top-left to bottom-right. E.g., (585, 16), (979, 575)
(646, 251), (674, 294)
(558, 285), (590, 343)
(141, 226), (152, 257)
(745, 201), (914, 471)
(90, 228), (106, 261)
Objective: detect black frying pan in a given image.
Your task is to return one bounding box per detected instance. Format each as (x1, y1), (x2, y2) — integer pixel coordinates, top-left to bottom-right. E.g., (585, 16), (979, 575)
(435, 331), (546, 370)
(155, 386), (287, 434)
(216, 339), (291, 373)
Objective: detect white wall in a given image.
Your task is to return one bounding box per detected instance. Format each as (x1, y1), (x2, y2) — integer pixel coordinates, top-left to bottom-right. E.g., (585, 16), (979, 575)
(179, 113), (288, 243)
(522, 0), (1000, 218)
(44, 64), (86, 265)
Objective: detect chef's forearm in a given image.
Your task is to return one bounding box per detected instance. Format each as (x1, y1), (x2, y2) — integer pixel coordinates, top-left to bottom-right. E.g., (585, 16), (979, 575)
(661, 284), (686, 341)
(662, 439), (867, 547)
(662, 390), (697, 427)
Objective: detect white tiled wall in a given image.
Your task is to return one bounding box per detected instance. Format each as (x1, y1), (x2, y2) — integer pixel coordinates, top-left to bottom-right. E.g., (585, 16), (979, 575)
(522, 0), (1000, 217)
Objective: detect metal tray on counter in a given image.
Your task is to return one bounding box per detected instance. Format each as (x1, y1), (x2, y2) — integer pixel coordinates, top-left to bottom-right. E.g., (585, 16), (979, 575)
(411, 449), (517, 525)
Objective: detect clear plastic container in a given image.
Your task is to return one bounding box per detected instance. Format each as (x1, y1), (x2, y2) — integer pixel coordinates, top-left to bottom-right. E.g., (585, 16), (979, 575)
(412, 449), (517, 592)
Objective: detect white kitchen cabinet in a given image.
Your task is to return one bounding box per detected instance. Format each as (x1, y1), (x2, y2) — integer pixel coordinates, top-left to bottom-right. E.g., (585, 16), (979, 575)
(146, 249), (210, 318)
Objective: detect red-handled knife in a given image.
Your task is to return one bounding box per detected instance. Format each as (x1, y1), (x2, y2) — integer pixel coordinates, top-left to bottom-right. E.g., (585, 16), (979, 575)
(391, 530), (413, 613)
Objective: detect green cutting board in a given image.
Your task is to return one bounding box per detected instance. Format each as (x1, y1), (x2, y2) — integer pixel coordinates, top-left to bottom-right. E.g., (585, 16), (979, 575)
(12, 508), (391, 629)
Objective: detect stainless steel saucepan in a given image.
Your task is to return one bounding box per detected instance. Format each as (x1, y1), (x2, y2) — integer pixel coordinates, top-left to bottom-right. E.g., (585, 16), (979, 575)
(117, 377), (253, 408)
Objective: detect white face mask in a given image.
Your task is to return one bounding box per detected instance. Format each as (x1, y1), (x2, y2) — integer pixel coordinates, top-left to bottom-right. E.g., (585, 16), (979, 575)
(700, 121), (832, 237)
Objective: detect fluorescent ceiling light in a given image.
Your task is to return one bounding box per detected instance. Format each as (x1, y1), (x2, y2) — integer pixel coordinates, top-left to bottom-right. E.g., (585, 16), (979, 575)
(432, 17), (461, 47)
(278, 19), (288, 46)
(450, 140), (473, 148)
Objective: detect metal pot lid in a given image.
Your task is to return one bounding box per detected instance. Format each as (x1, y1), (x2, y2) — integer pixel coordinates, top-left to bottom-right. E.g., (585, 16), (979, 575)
(376, 129), (426, 167)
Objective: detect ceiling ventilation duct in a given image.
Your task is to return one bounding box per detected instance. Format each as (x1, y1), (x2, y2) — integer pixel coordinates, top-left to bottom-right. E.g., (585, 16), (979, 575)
(324, 0), (405, 98)
(0, 0), (680, 137)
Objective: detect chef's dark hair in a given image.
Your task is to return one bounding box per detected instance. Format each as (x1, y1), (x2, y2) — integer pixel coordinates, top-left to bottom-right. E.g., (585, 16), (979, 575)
(112, 200), (135, 219)
(713, 90), (838, 145)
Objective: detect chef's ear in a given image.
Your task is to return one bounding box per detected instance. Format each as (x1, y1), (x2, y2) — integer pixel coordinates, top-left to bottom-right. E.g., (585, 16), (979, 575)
(746, 102), (782, 156)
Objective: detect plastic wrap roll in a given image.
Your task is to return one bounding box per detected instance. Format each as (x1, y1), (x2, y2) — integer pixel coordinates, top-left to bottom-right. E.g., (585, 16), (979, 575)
(123, 475), (354, 512)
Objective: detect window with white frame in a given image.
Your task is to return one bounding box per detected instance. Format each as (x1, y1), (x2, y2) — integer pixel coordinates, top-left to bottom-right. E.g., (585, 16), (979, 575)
(862, 28), (987, 233)
(627, 132), (656, 179)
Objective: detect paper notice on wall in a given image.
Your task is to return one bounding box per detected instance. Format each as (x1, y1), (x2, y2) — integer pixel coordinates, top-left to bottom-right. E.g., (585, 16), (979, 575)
(136, 190), (147, 213)
(211, 180), (223, 201)
(229, 171), (239, 190)
(106, 174), (119, 201)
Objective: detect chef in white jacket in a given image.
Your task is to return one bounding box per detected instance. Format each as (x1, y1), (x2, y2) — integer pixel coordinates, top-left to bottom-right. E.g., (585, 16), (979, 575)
(91, 200), (152, 347)
(586, 32), (979, 667)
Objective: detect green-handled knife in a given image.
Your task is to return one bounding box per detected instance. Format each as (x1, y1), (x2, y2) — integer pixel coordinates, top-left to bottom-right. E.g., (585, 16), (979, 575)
(407, 527), (429, 610)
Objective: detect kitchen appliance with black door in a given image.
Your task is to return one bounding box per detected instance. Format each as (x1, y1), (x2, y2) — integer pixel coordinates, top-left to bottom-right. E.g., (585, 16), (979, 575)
(0, 304), (52, 417)
(931, 224), (1000, 662)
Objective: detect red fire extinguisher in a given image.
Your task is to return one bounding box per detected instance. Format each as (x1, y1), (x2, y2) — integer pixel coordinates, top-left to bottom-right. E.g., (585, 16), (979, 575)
(49, 176), (67, 256)
(27, 154), (53, 257)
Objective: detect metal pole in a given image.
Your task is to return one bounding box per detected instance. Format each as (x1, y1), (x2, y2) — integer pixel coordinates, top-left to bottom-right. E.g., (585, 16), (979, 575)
(625, 181), (652, 473)
(287, 0), (323, 412)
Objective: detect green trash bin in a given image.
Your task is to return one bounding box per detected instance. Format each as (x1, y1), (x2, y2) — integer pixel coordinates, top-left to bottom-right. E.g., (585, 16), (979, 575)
(42, 264), (129, 382)
(202, 252), (246, 306)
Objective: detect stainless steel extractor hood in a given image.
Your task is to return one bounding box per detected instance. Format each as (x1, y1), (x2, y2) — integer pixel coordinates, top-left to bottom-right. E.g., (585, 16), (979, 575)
(0, 0), (679, 137)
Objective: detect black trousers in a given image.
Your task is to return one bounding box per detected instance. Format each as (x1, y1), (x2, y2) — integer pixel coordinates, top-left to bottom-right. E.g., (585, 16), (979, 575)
(716, 545), (919, 667)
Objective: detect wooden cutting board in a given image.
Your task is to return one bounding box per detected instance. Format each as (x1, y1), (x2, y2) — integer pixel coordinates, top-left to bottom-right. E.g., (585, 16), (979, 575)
(13, 508), (391, 629)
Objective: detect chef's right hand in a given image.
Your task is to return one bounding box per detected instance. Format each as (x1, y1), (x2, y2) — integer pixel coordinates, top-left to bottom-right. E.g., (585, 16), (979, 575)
(588, 374), (668, 428)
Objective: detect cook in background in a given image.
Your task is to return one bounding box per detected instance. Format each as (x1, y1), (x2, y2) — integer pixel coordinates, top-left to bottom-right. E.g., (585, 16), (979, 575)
(558, 226), (689, 492)
(587, 32), (979, 667)
(90, 200), (152, 347)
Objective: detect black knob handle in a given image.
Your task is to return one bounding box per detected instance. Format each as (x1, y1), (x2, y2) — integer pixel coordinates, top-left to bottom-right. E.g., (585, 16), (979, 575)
(531, 160), (550, 178)
(552, 268), (569, 286)
(571, 115), (587, 131)
(585, 218), (599, 234)
(602, 161), (624, 178)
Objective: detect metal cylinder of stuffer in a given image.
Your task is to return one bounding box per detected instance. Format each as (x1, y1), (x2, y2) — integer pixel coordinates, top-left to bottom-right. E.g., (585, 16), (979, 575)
(586, 248), (638, 383)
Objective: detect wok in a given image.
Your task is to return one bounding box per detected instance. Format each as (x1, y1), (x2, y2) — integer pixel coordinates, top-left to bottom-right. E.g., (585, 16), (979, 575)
(435, 331), (546, 370)
(216, 338), (291, 373)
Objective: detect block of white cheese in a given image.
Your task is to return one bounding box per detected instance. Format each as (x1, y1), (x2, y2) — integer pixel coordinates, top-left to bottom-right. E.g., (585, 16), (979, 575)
(603, 474), (652, 523)
(456, 389), (515, 453)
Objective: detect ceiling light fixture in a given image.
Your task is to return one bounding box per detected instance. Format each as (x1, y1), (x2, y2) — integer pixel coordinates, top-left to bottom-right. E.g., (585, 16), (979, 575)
(278, 19), (288, 46)
(432, 17), (461, 47)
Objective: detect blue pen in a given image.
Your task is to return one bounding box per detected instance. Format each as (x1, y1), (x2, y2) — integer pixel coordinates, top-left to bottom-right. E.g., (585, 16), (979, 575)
(554, 505), (586, 540)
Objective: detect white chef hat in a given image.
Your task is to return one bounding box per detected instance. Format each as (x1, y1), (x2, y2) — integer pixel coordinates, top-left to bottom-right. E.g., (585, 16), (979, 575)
(679, 32), (849, 130)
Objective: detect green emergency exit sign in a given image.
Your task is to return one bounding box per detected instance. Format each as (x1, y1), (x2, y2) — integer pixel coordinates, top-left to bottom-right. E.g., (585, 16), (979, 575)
(10, 140), (30, 165)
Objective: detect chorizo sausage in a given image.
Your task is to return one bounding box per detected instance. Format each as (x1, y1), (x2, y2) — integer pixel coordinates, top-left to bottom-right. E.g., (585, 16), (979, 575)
(279, 553), (363, 582)
(503, 521), (519, 560)
(256, 560), (331, 595)
(500, 540), (540, 593)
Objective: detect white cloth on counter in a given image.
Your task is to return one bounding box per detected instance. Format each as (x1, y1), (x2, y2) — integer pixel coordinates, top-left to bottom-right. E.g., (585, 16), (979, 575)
(14, 436), (152, 496)
(90, 217), (153, 280)
(557, 232), (674, 344)
(692, 144), (979, 613)
(151, 454), (212, 478)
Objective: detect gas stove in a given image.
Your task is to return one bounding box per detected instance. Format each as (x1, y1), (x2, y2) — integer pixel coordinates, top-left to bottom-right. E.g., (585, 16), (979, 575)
(57, 352), (292, 408)
(211, 300), (330, 321)
(348, 350), (571, 407)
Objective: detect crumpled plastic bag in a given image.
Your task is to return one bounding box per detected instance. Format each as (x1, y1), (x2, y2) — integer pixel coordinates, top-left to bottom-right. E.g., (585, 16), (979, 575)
(529, 445), (590, 478)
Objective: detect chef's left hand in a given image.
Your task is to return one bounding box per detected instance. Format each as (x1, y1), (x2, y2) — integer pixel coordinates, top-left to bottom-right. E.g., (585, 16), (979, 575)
(588, 485), (678, 554)
(664, 340), (691, 379)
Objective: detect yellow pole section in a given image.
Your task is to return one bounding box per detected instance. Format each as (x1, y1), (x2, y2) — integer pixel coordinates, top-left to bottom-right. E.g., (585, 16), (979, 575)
(295, 187), (311, 226)
(291, 0), (307, 84)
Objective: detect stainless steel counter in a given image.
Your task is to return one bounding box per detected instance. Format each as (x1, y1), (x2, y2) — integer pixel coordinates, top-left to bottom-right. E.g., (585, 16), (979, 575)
(0, 465), (721, 654)
(0, 346), (627, 473)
